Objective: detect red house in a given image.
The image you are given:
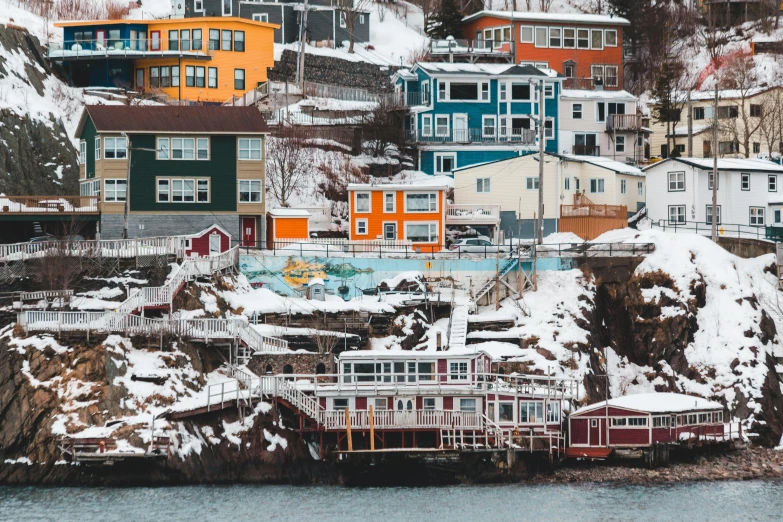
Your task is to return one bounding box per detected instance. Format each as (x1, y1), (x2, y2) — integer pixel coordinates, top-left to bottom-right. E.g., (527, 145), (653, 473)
(184, 225), (232, 257)
(568, 393), (729, 454)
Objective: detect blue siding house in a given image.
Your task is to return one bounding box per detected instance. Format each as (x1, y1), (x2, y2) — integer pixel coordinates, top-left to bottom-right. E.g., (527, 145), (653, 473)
(393, 63), (562, 176)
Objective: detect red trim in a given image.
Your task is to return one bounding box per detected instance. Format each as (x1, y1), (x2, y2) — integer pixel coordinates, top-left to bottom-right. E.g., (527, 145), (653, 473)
(150, 30), (161, 51)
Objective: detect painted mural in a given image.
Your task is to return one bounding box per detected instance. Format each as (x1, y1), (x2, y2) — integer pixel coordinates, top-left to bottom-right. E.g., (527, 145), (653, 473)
(239, 252), (573, 299)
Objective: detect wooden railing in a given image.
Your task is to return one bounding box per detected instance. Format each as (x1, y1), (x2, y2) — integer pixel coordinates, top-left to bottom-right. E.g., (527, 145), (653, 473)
(563, 78), (620, 91)
(0, 196), (99, 214)
(560, 204), (627, 219)
(607, 114), (643, 132)
(445, 204), (501, 224)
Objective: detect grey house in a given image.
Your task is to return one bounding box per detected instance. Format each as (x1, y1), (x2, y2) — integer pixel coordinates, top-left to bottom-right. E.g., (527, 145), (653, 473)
(177, 0), (370, 45)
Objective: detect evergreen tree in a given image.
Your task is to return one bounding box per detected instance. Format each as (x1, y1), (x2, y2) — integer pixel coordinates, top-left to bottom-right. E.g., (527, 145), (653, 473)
(426, 0), (463, 40)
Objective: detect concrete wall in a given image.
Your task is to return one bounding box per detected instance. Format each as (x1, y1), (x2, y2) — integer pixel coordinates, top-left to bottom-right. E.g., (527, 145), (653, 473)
(717, 237), (776, 258)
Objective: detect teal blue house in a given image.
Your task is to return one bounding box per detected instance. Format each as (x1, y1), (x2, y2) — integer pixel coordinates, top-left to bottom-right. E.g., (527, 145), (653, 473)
(393, 63), (562, 176)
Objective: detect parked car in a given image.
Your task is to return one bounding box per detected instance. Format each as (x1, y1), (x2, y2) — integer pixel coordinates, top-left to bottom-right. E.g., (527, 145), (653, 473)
(449, 238), (509, 253)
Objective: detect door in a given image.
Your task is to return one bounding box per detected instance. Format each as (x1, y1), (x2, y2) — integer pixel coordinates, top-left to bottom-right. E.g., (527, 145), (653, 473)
(95, 30), (106, 49)
(453, 114), (468, 142)
(173, 0), (185, 17)
(394, 396), (416, 427)
(589, 418), (601, 446)
(135, 69), (144, 90)
(383, 223), (396, 240)
(209, 233), (221, 255)
(241, 217), (256, 247)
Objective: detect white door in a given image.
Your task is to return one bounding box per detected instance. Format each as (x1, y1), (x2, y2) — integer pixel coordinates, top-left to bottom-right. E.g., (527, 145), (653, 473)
(209, 234), (221, 255)
(394, 396), (416, 427)
(453, 114), (468, 142)
(171, 0), (185, 18)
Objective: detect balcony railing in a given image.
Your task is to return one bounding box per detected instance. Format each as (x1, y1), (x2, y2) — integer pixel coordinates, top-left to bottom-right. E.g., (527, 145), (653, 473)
(572, 145), (601, 156)
(445, 204), (501, 224)
(47, 39), (213, 60)
(0, 196), (99, 214)
(429, 38), (513, 56)
(406, 128), (536, 145)
(607, 114), (643, 132)
(562, 77), (620, 91)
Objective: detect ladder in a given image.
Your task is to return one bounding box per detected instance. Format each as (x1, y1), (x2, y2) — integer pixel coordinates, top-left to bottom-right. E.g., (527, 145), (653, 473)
(447, 304), (469, 350)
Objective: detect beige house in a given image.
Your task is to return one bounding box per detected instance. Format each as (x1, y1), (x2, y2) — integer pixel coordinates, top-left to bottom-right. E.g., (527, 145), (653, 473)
(451, 153), (645, 238)
(648, 87), (781, 160)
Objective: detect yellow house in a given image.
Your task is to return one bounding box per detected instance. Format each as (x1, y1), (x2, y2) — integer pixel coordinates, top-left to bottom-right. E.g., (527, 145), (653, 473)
(50, 17), (277, 103)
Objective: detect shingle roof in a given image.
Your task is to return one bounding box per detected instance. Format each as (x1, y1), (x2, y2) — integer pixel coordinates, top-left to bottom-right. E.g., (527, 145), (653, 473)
(78, 105), (269, 135)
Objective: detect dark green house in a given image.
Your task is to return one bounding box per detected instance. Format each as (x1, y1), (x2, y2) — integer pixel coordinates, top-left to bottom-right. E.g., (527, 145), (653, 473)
(76, 105), (268, 244)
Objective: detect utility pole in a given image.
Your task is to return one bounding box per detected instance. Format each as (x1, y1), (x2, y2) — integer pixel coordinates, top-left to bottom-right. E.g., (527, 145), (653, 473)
(687, 89), (693, 157)
(711, 85), (719, 242)
(121, 133), (163, 240)
(537, 80), (545, 245)
(296, 0), (310, 89)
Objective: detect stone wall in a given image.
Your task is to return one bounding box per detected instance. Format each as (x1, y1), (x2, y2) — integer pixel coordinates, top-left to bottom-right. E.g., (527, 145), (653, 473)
(269, 50), (397, 94)
(716, 237), (776, 259)
(249, 352), (335, 376)
(100, 214), (244, 241)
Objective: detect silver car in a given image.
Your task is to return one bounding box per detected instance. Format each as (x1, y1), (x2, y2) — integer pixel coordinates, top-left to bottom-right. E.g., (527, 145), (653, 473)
(449, 238), (509, 253)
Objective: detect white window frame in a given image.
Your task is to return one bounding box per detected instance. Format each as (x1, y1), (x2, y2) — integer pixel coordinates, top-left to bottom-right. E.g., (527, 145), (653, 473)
(668, 171), (685, 192)
(548, 27), (562, 48)
(770, 175), (778, 192)
(544, 83), (554, 99)
(706, 205), (721, 225)
(604, 28), (618, 47)
(459, 398), (477, 413)
(519, 401), (544, 424)
(404, 222), (438, 243)
(421, 114), (433, 137)
(577, 28), (590, 49)
(252, 13), (268, 22)
(238, 138), (262, 160)
(741, 173), (751, 191)
(354, 192), (371, 213)
(476, 178), (491, 193)
(669, 205), (686, 224)
(94, 136), (101, 161)
(355, 218), (368, 236)
(750, 207), (765, 226)
(481, 82), (489, 101)
(534, 26), (548, 48)
(448, 361), (468, 381)
(196, 137), (209, 160)
(171, 179), (195, 203)
(383, 192), (395, 213)
(590, 178), (605, 194)
(572, 103), (582, 120)
(238, 179), (262, 203)
(435, 115), (449, 137)
(104, 179), (127, 202)
(339, 11), (347, 28)
(157, 137), (170, 160)
(563, 27), (576, 48)
(103, 137), (127, 160)
(526, 177), (539, 190)
(434, 153), (456, 174)
(404, 192), (438, 213)
(194, 0), (204, 12)
(637, 181), (643, 196)
(544, 117), (554, 140)
(157, 179), (170, 202)
(591, 28), (604, 50)
(171, 137), (195, 160)
(482, 115), (496, 137)
(79, 141), (86, 165)
(437, 80), (447, 102)
(499, 82), (507, 102)
(519, 25), (534, 43)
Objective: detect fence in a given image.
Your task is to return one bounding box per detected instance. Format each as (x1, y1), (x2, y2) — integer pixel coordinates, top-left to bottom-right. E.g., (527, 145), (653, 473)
(0, 196), (99, 214)
(266, 110), (366, 126)
(405, 128), (537, 145)
(0, 236), (185, 263)
(650, 220), (779, 242)
(559, 204), (628, 240)
(429, 38), (513, 56)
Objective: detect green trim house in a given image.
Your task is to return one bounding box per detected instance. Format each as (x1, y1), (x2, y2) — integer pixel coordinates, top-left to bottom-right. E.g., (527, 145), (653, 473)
(75, 105), (268, 244)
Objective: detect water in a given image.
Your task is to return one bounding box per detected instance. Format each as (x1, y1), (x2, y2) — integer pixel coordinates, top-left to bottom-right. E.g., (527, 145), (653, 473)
(1, 481), (782, 521)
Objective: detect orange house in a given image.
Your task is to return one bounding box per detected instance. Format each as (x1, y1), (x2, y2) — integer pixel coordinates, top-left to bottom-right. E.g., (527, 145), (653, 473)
(52, 17), (277, 103)
(266, 209), (311, 249)
(461, 11), (629, 90)
(347, 183), (448, 253)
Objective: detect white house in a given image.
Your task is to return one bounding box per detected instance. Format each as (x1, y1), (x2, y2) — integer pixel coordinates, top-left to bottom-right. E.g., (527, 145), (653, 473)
(644, 157), (783, 227)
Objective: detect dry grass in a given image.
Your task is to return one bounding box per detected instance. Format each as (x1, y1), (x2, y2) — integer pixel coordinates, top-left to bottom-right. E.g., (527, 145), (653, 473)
(26, 0), (129, 21)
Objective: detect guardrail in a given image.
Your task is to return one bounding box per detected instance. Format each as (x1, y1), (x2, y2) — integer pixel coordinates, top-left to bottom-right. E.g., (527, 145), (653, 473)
(0, 196), (99, 214)
(651, 220), (777, 242)
(445, 204), (501, 224)
(405, 128), (537, 145)
(0, 236), (185, 263)
(607, 114), (643, 132)
(224, 82), (269, 106)
(48, 39), (214, 59)
(429, 38), (513, 56)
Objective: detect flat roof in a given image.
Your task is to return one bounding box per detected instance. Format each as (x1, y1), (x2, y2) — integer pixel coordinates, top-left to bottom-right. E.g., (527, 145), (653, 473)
(55, 17), (279, 30)
(572, 393), (723, 415)
(269, 208), (311, 217)
(645, 157), (783, 173)
(347, 183), (449, 191)
(462, 10), (630, 26)
(413, 62), (560, 78)
(560, 89), (637, 101)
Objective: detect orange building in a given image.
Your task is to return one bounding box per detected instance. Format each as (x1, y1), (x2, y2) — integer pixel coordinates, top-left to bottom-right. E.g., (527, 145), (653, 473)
(266, 209), (311, 249)
(461, 11), (629, 90)
(50, 17), (277, 103)
(347, 183), (448, 252)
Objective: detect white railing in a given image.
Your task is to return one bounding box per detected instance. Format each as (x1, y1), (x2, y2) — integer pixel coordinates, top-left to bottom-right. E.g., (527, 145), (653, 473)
(320, 409), (484, 431)
(270, 238), (413, 253)
(303, 206), (332, 232)
(445, 204), (501, 224)
(0, 235), (186, 263)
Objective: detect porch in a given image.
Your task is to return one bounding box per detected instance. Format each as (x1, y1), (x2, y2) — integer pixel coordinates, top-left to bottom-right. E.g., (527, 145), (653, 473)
(445, 204), (501, 226)
(405, 128), (536, 145)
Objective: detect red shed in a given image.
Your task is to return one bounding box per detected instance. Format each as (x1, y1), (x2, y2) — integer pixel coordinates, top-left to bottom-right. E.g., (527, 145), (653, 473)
(568, 393), (727, 450)
(184, 225), (232, 258)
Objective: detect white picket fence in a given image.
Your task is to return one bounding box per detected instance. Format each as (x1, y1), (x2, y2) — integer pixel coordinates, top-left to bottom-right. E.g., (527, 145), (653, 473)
(0, 236), (186, 263)
(271, 238), (413, 253)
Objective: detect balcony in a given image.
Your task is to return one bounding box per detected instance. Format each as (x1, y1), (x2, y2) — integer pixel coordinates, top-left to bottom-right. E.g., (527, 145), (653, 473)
(0, 196), (99, 215)
(572, 145), (601, 156)
(406, 128), (536, 145)
(398, 91), (430, 107)
(562, 77), (620, 91)
(429, 38), (513, 62)
(446, 204), (501, 225)
(47, 39), (213, 61)
(606, 114), (643, 132)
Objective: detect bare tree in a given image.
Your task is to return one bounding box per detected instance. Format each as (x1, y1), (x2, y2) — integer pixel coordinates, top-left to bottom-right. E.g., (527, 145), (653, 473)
(361, 97), (408, 158)
(759, 89), (783, 157)
(336, 0), (372, 54)
(538, 0), (554, 12)
(718, 56), (767, 158)
(266, 125), (312, 207)
(307, 319), (341, 354)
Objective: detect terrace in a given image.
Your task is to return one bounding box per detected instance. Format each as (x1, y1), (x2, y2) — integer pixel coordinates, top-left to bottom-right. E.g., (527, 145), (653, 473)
(428, 38), (514, 63)
(47, 38), (213, 61)
(405, 128), (537, 145)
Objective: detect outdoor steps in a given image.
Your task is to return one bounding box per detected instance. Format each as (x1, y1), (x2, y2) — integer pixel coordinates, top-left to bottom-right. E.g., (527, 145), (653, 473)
(474, 258), (517, 303)
(448, 305), (469, 350)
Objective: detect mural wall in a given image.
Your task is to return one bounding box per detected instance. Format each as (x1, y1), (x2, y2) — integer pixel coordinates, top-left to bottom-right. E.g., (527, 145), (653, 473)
(239, 252), (574, 299)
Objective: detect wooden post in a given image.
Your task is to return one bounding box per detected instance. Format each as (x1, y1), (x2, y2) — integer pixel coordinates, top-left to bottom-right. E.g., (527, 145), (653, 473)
(345, 408), (353, 452)
(369, 404), (375, 451)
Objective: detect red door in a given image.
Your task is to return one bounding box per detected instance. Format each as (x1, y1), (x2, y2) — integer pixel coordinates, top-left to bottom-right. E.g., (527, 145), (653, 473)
(589, 418), (601, 446)
(241, 217), (256, 247)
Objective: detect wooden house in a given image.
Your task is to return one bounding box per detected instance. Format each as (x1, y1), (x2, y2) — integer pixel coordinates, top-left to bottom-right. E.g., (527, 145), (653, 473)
(184, 224), (232, 257)
(266, 208), (311, 249)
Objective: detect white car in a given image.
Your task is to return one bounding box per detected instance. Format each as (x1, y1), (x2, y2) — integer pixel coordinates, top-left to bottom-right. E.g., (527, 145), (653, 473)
(449, 238), (509, 253)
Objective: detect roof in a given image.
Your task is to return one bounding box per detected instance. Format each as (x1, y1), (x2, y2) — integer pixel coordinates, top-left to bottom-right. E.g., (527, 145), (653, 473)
(339, 349), (486, 360)
(560, 89), (637, 101)
(559, 154), (643, 176)
(666, 123), (712, 137)
(269, 208), (311, 218)
(347, 178), (451, 191)
(308, 278), (325, 286)
(651, 87), (778, 105)
(413, 62), (559, 78)
(55, 17), (279, 30)
(77, 106), (269, 136)
(644, 157), (783, 174)
(572, 393), (723, 416)
(186, 224), (231, 239)
(462, 10), (630, 26)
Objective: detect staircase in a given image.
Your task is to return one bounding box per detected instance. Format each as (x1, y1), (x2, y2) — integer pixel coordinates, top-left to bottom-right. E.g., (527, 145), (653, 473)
(474, 258), (517, 304)
(447, 304), (469, 350)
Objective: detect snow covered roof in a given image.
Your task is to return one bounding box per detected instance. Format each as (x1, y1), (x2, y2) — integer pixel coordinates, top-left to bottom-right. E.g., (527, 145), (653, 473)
(413, 62), (559, 78)
(646, 157), (783, 173)
(560, 154), (643, 176)
(393, 68), (417, 81)
(268, 208), (311, 218)
(348, 179), (451, 191)
(560, 89), (637, 101)
(55, 17), (279, 29)
(572, 393), (723, 416)
(667, 123), (712, 137)
(685, 87), (775, 101)
(339, 349), (486, 360)
(462, 10), (630, 26)
(308, 278), (325, 286)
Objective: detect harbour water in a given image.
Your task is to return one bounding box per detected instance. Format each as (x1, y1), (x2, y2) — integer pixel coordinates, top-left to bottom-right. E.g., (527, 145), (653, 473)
(1, 481), (782, 521)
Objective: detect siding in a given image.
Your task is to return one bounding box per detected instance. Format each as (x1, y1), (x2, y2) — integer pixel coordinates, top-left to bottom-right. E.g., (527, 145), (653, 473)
(420, 149), (521, 176)
(272, 216), (309, 239)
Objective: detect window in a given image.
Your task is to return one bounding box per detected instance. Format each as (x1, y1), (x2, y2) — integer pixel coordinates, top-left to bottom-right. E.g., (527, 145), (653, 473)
(575, 178), (580, 191)
(751, 104), (762, 117)
(499, 83), (507, 101)
(476, 178), (491, 193)
(421, 115), (432, 136)
(534, 27), (548, 47)
(157, 138), (170, 160)
(668, 171), (685, 191)
(359, 14), (365, 24)
(604, 65), (619, 88)
(577, 28), (589, 48)
(406, 223), (438, 243)
(157, 179), (169, 202)
(741, 173), (750, 191)
(417, 362), (435, 381)
(435, 115), (449, 137)
(638, 181), (644, 196)
(196, 138), (209, 160)
(481, 82), (489, 101)
(621, 179), (627, 194)
(526, 177), (539, 190)
(104, 137), (127, 159)
(192, 29), (202, 50)
(437, 81), (446, 101)
(572, 103), (582, 119)
(234, 31), (244, 52)
(706, 205), (721, 225)
(544, 84), (554, 98)
(591, 29), (603, 49)
(544, 118), (554, 139)
(104, 179), (127, 202)
(221, 29), (232, 51)
(150, 66), (160, 88)
(754, 142), (761, 154)
(750, 207), (765, 226)
(449, 362), (468, 380)
(708, 172), (718, 190)
(669, 205), (686, 224)
(604, 29), (617, 46)
(356, 219), (368, 235)
(616, 135), (625, 153)
(628, 417), (648, 427)
(611, 418), (627, 427)
(563, 28), (575, 48)
(770, 175), (778, 192)
(449, 82), (479, 100)
(185, 65), (195, 87)
(332, 398), (348, 410)
(564, 177), (570, 191)
(693, 107), (705, 120)
(171, 179), (195, 202)
(171, 138), (195, 160)
(590, 178), (605, 193)
(777, 210), (782, 224)
(355, 192), (370, 213)
(79, 141), (86, 165)
(405, 193), (438, 212)
(194, 66), (204, 88)
(511, 83), (531, 100)
(482, 115), (496, 137)
(252, 13), (269, 22)
(459, 399), (476, 413)
(172, 66), (179, 87)
(520, 25), (534, 43)
(168, 30), (179, 51)
(239, 180), (262, 203)
(719, 141), (739, 154)
(197, 179), (209, 202)
(434, 153), (455, 174)
(591, 419), (598, 428)
(546, 402), (560, 423)
(423, 398), (436, 410)
(209, 29), (219, 50)
(383, 223), (396, 240)
(384, 192), (395, 212)
(160, 66), (170, 88)
(498, 402), (514, 422)
(151, 30), (161, 51)
(238, 138), (262, 160)
(520, 401), (544, 423)
(339, 12), (347, 28)
(652, 415), (671, 428)
(208, 67), (218, 89)
(549, 27), (562, 48)
(717, 105), (739, 119)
